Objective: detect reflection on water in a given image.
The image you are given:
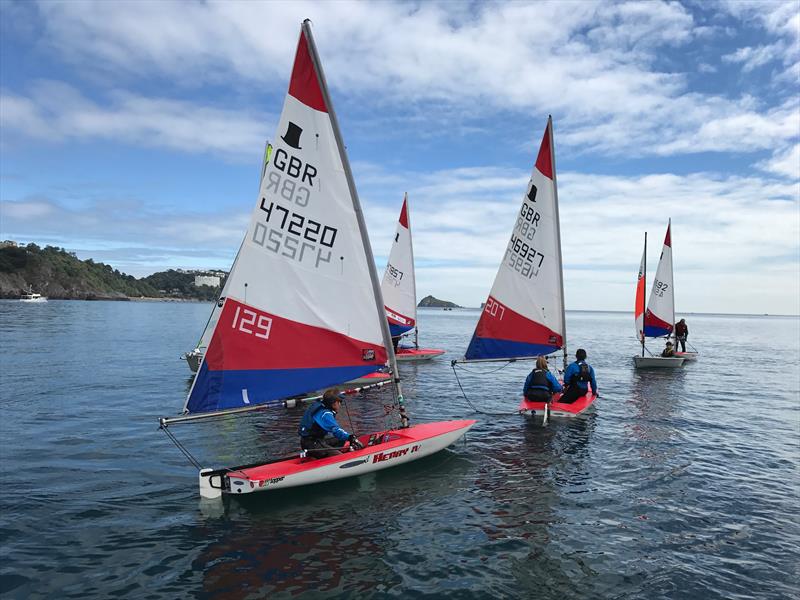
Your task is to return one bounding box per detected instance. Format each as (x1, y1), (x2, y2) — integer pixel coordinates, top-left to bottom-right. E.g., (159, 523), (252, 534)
(1, 302), (798, 599)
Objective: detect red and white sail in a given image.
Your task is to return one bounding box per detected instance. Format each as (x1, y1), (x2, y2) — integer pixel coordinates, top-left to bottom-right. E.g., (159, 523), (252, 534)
(381, 194), (417, 337)
(635, 242), (646, 340)
(643, 222), (674, 338)
(185, 29), (387, 414)
(464, 118), (565, 361)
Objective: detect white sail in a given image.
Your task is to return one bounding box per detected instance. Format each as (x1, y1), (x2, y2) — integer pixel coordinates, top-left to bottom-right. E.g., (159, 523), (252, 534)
(464, 117), (565, 362)
(644, 221), (674, 338)
(185, 27), (388, 415)
(381, 193), (417, 337)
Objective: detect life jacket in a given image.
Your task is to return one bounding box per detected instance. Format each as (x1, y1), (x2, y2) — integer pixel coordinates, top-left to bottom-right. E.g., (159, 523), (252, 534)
(570, 362), (591, 385)
(526, 368), (551, 392)
(298, 401), (330, 439)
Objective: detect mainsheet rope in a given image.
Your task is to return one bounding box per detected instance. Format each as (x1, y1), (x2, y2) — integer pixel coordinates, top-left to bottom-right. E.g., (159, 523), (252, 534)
(450, 361), (521, 417)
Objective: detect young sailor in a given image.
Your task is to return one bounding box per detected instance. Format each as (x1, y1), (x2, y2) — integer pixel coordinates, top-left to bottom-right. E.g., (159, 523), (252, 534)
(560, 349), (597, 404)
(661, 341), (675, 357)
(298, 390), (364, 458)
(674, 318), (689, 352)
(523, 356), (563, 402)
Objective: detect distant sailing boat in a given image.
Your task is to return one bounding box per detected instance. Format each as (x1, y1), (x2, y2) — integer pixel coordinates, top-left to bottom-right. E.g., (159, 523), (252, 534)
(160, 21), (475, 498)
(634, 222), (685, 368)
(381, 194), (445, 362)
(453, 117), (597, 420)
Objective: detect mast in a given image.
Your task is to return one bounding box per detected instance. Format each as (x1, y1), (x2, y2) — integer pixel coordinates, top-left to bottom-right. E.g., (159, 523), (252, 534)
(548, 116), (568, 372)
(406, 192), (420, 350)
(302, 21), (407, 426)
(669, 218), (675, 344)
(641, 231), (647, 358)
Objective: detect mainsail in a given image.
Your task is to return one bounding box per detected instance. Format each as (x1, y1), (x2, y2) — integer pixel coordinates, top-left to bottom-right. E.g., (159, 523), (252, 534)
(463, 117), (566, 362)
(643, 221), (674, 338)
(634, 235), (646, 341)
(185, 29), (388, 415)
(381, 193), (417, 338)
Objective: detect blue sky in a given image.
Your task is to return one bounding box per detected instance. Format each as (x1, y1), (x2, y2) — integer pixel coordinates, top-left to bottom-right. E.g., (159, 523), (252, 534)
(1, 0), (798, 314)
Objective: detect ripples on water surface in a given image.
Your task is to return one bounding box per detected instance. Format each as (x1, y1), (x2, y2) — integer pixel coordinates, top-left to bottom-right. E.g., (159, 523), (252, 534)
(0, 301), (798, 599)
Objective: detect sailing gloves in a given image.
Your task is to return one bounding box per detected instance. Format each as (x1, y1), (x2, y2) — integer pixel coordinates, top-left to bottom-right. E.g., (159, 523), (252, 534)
(348, 435), (364, 450)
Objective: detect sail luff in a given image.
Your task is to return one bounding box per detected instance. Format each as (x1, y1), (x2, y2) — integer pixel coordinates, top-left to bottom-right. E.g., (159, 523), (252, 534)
(641, 232), (647, 356)
(301, 21), (403, 404)
(407, 193), (418, 328)
(669, 217), (675, 342)
(547, 116), (568, 372)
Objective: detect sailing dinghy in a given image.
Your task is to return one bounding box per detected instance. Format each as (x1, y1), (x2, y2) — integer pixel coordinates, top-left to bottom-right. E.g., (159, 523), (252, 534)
(160, 21), (474, 498)
(381, 193), (445, 362)
(452, 117), (597, 422)
(634, 223), (685, 368)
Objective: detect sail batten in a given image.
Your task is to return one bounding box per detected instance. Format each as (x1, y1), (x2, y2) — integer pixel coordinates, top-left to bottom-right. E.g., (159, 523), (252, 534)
(184, 23), (388, 415)
(462, 118), (565, 362)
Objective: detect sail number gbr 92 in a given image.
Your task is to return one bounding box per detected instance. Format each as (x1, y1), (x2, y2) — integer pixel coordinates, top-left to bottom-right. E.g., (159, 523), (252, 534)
(253, 199), (338, 269)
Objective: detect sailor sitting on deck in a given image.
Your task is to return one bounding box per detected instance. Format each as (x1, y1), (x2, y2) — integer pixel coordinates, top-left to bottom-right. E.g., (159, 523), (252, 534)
(299, 390), (364, 458)
(523, 356), (563, 402)
(661, 341), (675, 357)
(560, 349), (597, 404)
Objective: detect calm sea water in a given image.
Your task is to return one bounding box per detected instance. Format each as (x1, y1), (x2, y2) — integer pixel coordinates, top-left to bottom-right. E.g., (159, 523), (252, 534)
(1, 301), (798, 599)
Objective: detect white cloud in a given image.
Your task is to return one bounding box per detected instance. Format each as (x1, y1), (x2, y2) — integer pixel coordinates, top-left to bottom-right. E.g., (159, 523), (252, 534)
(17, 0), (795, 159)
(722, 43), (785, 72)
(0, 81), (271, 158)
(757, 144), (800, 180)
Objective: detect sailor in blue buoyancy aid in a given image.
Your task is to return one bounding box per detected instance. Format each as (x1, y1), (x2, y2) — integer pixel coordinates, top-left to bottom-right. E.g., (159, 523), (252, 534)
(560, 348), (597, 404)
(299, 389), (364, 458)
(523, 356), (563, 402)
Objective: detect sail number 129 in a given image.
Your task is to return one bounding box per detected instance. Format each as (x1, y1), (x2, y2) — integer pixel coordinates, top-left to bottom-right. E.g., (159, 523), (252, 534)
(231, 306), (272, 340)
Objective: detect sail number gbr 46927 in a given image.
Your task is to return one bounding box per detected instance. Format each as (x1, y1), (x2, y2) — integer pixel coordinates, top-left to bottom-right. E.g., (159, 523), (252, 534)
(503, 200), (546, 279)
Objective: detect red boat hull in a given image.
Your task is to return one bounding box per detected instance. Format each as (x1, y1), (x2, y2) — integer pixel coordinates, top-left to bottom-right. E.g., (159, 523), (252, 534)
(518, 389), (597, 418)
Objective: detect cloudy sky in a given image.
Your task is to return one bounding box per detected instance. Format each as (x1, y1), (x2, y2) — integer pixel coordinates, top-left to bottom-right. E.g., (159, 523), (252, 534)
(1, 0), (798, 314)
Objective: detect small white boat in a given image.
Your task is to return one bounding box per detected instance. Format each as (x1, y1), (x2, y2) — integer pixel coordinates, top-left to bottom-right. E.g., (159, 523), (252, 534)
(633, 355), (685, 368)
(381, 194), (445, 361)
(633, 224), (691, 369)
(20, 286), (47, 303)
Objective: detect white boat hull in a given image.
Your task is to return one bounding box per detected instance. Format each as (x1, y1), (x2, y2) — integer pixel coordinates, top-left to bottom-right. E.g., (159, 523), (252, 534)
(675, 352), (698, 361)
(633, 356), (685, 368)
(395, 348), (445, 362)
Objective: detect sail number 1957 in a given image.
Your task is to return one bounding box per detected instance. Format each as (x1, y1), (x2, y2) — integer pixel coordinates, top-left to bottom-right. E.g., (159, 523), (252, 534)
(231, 306), (272, 340)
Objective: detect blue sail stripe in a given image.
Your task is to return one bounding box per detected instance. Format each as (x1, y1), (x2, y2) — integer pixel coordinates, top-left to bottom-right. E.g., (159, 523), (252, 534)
(643, 325), (672, 338)
(464, 335), (560, 361)
(389, 323), (414, 337)
(187, 363), (382, 414)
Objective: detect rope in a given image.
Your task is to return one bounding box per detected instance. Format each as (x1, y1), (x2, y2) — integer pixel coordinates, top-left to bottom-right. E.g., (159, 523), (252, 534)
(451, 362), (520, 416)
(160, 425), (203, 471)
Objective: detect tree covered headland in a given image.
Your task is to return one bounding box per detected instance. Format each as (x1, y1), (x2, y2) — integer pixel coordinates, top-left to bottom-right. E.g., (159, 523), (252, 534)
(0, 243), (223, 300)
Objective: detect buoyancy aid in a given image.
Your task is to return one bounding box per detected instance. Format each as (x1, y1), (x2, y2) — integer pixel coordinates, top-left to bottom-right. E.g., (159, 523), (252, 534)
(570, 362), (591, 385)
(526, 368), (551, 392)
(298, 401), (329, 439)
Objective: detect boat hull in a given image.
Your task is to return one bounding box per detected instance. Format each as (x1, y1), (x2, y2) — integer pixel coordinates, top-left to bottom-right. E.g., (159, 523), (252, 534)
(518, 390), (597, 418)
(675, 352), (698, 361)
(219, 420), (476, 494)
(395, 348), (445, 362)
(633, 356), (685, 368)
